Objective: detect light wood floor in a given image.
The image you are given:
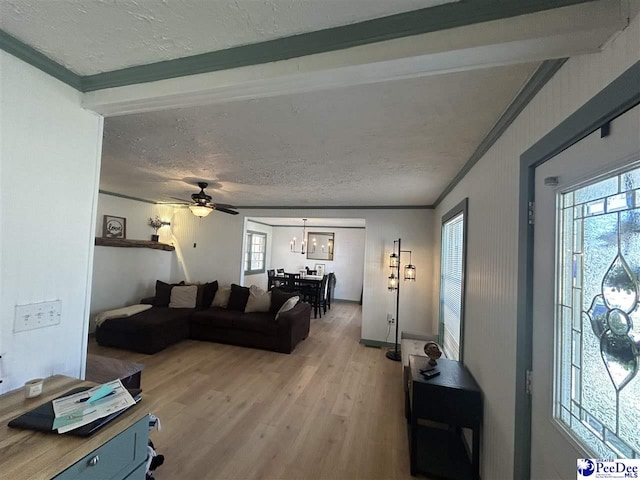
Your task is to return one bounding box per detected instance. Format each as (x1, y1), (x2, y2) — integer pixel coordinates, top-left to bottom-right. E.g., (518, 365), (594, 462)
(88, 302), (415, 480)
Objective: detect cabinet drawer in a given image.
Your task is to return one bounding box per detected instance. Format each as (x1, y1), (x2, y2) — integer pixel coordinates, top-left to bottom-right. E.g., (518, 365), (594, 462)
(54, 416), (148, 480)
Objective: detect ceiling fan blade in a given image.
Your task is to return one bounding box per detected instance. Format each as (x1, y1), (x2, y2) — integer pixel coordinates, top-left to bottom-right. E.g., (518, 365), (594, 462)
(214, 206), (239, 215)
(213, 203), (237, 209)
(170, 197), (192, 203)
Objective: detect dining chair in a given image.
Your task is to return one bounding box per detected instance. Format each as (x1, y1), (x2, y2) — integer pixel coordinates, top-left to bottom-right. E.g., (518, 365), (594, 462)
(283, 272), (300, 292)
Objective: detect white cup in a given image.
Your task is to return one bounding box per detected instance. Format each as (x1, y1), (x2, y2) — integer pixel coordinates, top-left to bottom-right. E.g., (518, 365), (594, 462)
(25, 378), (43, 398)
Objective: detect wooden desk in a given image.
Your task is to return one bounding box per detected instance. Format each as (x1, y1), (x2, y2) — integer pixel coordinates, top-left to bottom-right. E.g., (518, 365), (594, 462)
(408, 355), (482, 480)
(0, 375), (149, 479)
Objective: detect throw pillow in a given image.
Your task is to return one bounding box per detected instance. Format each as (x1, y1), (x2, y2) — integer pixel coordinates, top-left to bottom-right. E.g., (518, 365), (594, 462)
(169, 285), (198, 308)
(211, 286), (231, 308)
(200, 281), (219, 308)
(270, 287), (297, 313)
(275, 296), (299, 320)
(154, 280), (173, 307)
(244, 286), (272, 313)
(228, 284), (250, 312)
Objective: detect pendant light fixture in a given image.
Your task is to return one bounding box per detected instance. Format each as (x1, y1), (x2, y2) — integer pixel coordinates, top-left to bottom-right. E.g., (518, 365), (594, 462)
(290, 219), (308, 254)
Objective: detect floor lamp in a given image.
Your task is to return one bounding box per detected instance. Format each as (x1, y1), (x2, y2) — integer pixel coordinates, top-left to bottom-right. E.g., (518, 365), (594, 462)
(386, 238), (416, 361)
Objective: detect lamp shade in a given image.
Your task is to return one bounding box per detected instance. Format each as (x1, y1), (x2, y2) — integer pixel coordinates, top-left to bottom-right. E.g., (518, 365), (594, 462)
(404, 264), (416, 281)
(189, 205), (213, 217)
(388, 272), (398, 290)
(389, 253), (399, 268)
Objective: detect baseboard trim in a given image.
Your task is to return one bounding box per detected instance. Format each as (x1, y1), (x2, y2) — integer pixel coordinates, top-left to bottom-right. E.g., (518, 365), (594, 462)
(360, 338), (395, 349)
(333, 298), (361, 304)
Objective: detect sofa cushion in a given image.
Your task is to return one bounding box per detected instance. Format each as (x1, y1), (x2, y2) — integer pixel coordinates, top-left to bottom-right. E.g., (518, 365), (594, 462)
(190, 308), (237, 329)
(154, 280), (173, 307)
(200, 281), (219, 308)
(270, 287), (298, 313)
(232, 313), (279, 336)
(276, 296), (299, 320)
(228, 284), (250, 312)
(169, 285), (198, 308)
(211, 286), (231, 308)
(245, 286), (271, 313)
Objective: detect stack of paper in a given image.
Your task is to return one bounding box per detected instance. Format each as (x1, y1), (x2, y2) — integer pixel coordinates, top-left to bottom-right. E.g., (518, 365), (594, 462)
(52, 379), (136, 433)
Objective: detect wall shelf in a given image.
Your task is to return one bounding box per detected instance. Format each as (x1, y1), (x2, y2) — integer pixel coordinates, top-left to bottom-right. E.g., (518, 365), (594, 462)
(95, 237), (175, 251)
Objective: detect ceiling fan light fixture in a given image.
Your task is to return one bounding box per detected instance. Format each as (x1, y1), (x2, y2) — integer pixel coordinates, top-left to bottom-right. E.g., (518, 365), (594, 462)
(189, 205), (213, 217)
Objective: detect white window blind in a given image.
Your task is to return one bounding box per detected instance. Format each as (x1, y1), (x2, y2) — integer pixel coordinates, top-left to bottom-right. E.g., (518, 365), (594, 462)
(440, 212), (464, 360)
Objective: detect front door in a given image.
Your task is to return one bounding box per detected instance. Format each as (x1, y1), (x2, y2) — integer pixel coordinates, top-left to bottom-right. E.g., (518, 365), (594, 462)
(530, 104), (640, 479)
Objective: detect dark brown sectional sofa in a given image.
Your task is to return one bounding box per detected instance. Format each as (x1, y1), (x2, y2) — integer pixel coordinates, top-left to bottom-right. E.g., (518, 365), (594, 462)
(95, 282), (311, 355)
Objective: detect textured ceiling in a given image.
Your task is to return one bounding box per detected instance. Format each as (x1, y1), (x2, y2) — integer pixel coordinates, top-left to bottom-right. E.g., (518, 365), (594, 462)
(0, 0), (453, 75)
(100, 62), (539, 207)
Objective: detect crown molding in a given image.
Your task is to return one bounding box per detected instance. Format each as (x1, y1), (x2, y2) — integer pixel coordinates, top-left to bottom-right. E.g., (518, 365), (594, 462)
(0, 29), (82, 90)
(433, 58), (568, 208)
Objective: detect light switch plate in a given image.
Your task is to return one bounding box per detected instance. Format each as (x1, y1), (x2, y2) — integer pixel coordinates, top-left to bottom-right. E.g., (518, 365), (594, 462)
(14, 300), (61, 333)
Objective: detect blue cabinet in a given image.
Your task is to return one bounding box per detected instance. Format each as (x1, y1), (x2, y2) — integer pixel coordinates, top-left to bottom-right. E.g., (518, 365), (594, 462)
(53, 416), (148, 480)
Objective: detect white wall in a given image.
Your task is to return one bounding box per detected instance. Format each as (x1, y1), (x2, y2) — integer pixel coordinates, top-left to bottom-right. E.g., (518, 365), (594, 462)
(270, 226), (366, 302)
(89, 194), (174, 331)
(431, 13), (640, 479)
(0, 52), (103, 392)
(241, 220), (273, 291)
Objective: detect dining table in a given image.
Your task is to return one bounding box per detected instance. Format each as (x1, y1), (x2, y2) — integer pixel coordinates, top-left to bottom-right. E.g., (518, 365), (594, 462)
(268, 272), (324, 318)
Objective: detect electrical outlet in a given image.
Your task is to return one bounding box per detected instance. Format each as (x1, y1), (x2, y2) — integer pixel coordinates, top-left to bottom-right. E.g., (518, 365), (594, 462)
(387, 313), (395, 325)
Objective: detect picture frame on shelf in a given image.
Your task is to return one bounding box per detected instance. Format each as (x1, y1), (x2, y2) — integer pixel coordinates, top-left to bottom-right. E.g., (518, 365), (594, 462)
(103, 215), (127, 239)
(315, 264), (326, 277)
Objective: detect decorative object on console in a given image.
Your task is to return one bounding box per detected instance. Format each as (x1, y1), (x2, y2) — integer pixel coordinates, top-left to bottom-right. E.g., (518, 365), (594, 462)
(103, 215), (126, 239)
(171, 182), (239, 217)
(386, 238), (417, 362)
(424, 341), (442, 366)
(290, 218), (308, 254)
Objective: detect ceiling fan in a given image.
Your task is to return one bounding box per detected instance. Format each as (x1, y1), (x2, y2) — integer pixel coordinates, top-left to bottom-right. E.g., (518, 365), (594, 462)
(171, 182), (239, 217)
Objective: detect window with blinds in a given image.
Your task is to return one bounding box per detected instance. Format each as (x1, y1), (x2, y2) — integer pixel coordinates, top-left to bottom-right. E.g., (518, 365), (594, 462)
(244, 231), (267, 274)
(439, 199), (468, 361)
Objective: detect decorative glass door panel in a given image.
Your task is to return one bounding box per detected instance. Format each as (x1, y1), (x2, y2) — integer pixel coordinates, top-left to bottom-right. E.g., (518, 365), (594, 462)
(556, 167), (640, 458)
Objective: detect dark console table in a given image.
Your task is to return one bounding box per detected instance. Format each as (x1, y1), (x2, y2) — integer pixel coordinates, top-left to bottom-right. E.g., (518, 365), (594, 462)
(408, 355), (482, 480)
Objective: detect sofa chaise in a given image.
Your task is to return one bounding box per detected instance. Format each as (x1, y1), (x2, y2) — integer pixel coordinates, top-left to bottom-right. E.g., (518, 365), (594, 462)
(95, 281), (311, 355)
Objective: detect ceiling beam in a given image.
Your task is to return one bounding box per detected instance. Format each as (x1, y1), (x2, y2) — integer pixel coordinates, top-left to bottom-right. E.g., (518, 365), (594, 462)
(80, 0), (597, 92)
(84, 0), (624, 116)
(1, 0), (601, 94)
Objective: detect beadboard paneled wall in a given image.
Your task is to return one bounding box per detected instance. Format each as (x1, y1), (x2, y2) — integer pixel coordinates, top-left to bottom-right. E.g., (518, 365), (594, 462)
(431, 11), (640, 479)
